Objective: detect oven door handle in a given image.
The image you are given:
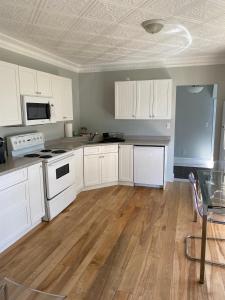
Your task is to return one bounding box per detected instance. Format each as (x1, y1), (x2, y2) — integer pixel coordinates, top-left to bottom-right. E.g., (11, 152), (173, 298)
(46, 154), (74, 166)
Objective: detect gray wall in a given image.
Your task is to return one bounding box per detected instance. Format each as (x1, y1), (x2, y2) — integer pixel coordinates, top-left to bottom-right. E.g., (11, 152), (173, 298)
(0, 47), (80, 140)
(175, 85), (215, 163)
(79, 64), (225, 181)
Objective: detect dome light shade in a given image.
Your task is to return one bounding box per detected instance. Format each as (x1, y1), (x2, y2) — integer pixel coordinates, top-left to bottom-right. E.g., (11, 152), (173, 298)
(141, 19), (164, 34)
(187, 85), (204, 94)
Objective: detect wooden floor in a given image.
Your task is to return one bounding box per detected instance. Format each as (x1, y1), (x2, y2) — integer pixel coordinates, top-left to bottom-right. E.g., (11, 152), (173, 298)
(1, 183), (225, 299)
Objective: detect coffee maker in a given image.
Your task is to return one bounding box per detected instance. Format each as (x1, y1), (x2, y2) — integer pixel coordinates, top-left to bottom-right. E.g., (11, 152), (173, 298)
(0, 137), (6, 164)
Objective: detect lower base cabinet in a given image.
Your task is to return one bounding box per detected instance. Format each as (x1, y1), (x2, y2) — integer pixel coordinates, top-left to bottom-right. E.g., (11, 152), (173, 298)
(73, 148), (84, 194)
(0, 162), (45, 253)
(28, 163), (45, 225)
(0, 181), (31, 252)
(119, 145), (134, 183)
(84, 146), (118, 188)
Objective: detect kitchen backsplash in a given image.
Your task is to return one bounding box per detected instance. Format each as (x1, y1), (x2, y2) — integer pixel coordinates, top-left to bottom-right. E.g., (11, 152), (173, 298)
(0, 122), (64, 140)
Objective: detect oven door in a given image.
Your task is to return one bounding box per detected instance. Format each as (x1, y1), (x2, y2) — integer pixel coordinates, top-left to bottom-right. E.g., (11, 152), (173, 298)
(22, 96), (56, 126)
(45, 154), (75, 200)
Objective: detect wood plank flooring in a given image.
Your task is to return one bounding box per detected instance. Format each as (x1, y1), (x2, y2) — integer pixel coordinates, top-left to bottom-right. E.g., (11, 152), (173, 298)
(1, 183), (225, 299)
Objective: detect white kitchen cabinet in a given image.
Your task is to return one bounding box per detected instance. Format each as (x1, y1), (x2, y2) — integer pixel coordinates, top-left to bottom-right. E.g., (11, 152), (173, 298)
(73, 148), (84, 193)
(28, 163), (45, 225)
(134, 146), (165, 187)
(51, 75), (73, 121)
(101, 153), (118, 183)
(152, 80), (172, 119)
(19, 66), (52, 97)
(18, 66), (37, 96)
(0, 181), (31, 252)
(61, 77), (73, 121)
(0, 61), (21, 126)
(84, 155), (101, 187)
(119, 145), (133, 183)
(36, 71), (52, 97)
(84, 145), (118, 188)
(115, 79), (172, 120)
(115, 81), (136, 119)
(136, 80), (153, 119)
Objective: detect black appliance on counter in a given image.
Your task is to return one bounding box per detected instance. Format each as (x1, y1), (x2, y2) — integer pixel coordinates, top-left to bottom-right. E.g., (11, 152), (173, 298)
(102, 132), (125, 143)
(0, 137), (6, 164)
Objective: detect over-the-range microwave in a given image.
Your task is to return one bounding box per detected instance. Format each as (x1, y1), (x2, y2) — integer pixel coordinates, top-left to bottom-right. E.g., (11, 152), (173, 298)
(22, 96), (56, 126)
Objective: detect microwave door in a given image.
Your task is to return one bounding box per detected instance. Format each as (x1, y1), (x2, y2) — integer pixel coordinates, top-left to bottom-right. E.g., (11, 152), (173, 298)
(24, 101), (52, 125)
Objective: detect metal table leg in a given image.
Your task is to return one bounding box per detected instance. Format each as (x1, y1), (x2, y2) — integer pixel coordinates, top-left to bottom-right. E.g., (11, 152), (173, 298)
(200, 213), (207, 284)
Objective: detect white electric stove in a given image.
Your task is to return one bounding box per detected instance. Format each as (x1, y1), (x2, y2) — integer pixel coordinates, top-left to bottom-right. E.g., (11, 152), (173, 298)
(7, 132), (76, 221)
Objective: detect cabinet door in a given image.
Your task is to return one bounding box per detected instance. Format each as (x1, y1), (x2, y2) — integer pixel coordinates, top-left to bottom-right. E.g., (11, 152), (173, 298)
(51, 75), (63, 121)
(0, 62), (22, 126)
(74, 148), (84, 193)
(84, 155), (101, 187)
(136, 80), (153, 119)
(61, 77), (73, 121)
(119, 145), (133, 182)
(152, 79), (172, 119)
(115, 81), (136, 119)
(0, 181), (31, 252)
(101, 153), (118, 183)
(36, 71), (52, 97)
(28, 163), (45, 225)
(19, 66), (37, 96)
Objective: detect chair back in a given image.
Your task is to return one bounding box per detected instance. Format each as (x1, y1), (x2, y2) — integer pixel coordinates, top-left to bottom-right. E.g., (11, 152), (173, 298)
(189, 172), (203, 218)
(0, 277), (66, 300)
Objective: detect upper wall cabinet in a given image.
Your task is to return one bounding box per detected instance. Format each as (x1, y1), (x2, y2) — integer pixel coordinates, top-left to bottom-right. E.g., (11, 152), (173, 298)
(115, 79), (172, 120)
(19, 66), (52, 97)
(115, 81), (136, 119)
(51, 75), (73, 121)
(0, 62), (22, 126)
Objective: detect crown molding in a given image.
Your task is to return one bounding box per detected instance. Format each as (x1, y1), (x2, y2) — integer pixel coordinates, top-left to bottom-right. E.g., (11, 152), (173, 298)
(0, 33), (80, 73)
(1, 32), (225, 74)
(79, 55), (225, 73)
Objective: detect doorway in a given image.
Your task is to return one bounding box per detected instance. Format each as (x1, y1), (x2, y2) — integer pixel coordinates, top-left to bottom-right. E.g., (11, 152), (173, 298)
(174, 84), (217, 179)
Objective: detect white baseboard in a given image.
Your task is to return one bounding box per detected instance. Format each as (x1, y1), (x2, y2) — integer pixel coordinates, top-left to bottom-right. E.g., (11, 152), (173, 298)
(83, 181), (118, 191)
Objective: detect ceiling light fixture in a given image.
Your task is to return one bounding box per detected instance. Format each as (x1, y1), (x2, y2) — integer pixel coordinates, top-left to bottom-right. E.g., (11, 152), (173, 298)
(141, 19), (164, 34)
(187, 85), (204, 94)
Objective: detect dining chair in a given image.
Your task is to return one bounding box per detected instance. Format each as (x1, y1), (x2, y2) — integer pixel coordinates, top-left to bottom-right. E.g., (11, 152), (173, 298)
(185, 172), (225, 267)
(0, 277), (66, 300)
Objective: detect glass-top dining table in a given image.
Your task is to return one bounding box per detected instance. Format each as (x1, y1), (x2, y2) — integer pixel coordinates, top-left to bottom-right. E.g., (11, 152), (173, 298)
(196, 161), (225, 284)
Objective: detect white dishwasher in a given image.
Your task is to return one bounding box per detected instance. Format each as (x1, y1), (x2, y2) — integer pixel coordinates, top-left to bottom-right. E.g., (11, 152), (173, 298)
(134, 146), (165, 188)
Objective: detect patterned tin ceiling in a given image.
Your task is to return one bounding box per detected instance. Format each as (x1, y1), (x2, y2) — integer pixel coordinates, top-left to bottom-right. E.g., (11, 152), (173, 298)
(0, 0), (225, 69)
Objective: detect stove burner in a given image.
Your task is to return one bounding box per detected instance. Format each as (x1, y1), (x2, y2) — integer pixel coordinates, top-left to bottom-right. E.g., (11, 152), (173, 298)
(24, 154), (40, 158)
(40, 155), (53, 159)
(41, 149), (52, 153)
(52, 150), (67, 154)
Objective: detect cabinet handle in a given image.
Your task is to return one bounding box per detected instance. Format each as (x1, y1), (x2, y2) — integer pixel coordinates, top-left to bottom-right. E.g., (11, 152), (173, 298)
(36, 91), (42, 95)
(63, 116), (67, 119)
(132, 114), (135, 118)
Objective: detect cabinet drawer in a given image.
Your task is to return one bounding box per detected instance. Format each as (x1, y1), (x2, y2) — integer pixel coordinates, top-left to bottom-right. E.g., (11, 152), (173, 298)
(0, 168), (27, 191)
(100, 144), (118, 154)
(84, 146), (101, 156)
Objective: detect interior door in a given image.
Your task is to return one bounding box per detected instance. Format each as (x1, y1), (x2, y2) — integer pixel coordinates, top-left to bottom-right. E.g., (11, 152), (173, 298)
(115, 81), (136, 119)
(153, 79), (172, 119)
(0, 62), (22, 126)
(101, 153), (118, 183)
(136, 80), (153, 119)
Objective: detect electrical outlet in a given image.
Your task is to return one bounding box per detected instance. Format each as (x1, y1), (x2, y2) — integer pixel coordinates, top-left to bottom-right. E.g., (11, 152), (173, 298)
(166, 122), (170, 129)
